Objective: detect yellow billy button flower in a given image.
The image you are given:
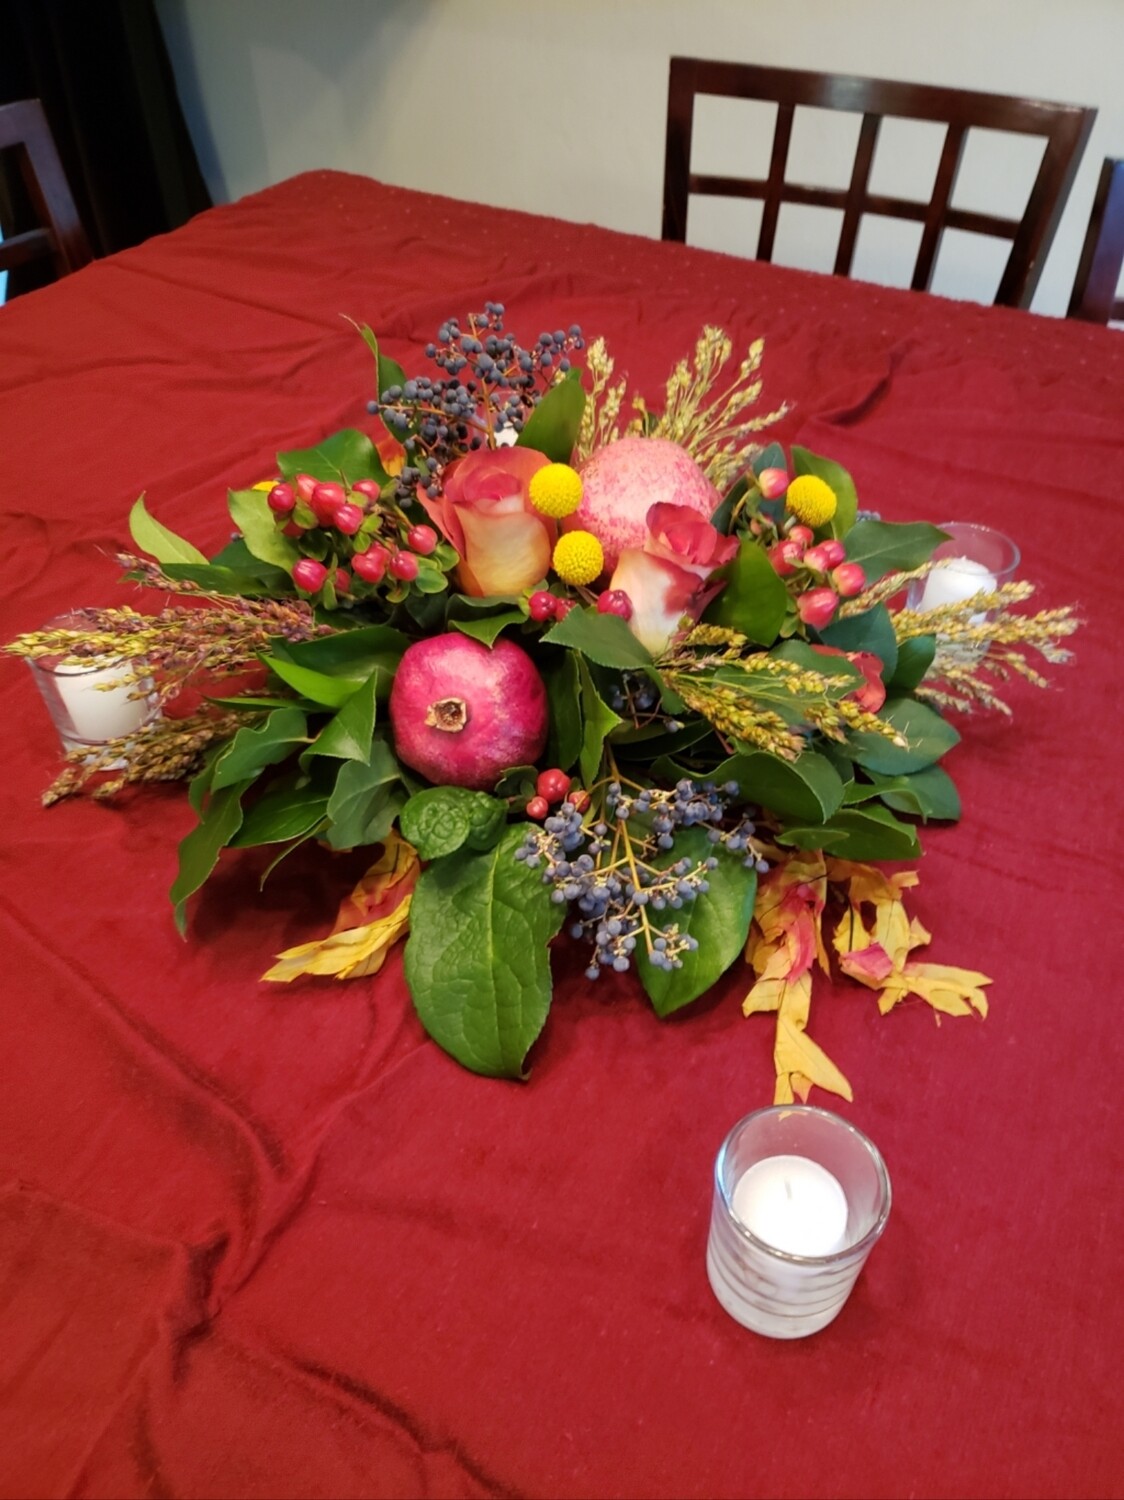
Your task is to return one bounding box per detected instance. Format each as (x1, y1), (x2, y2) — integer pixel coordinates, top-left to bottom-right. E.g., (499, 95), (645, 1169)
(529, 462), (583, 518)
(553, 530), (604, 586)
(785, 474), (837, 528)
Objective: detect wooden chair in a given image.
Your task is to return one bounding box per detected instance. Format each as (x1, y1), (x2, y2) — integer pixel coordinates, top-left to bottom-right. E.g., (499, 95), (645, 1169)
(662, 59), (1096, 309)
(1067, 157), (1124, 324)
(0, 98), (93, 289)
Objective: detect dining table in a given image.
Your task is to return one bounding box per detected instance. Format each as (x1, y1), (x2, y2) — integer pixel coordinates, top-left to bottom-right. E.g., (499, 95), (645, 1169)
(1, 169), (1122, 1500)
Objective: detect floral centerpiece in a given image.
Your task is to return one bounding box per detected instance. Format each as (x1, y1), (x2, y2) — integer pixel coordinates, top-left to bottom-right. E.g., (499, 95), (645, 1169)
(6, 306), (1078, 1096)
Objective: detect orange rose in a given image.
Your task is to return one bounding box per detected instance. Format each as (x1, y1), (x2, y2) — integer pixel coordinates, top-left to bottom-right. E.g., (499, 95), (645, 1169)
(423, 446), (552, 597)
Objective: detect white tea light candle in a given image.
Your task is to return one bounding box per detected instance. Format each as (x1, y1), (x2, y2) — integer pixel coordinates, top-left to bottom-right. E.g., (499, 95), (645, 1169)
(52, 663), (151, 743)
(732, 1154), (848, 1256)
(917, 556), (997, 613)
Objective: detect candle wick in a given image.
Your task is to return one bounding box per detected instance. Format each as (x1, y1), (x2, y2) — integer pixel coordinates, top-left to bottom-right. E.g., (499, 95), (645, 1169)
(784, 1179), (793, 1200)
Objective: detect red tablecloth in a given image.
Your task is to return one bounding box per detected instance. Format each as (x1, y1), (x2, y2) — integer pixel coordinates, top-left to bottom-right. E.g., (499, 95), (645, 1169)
(1, 171), (1122, 1500)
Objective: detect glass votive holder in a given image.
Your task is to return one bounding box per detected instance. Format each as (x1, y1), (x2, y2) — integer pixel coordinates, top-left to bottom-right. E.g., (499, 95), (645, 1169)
(907, 521), (1020, 615)
(27, 612), (157, 755)
(706, 1105), (891, 1339)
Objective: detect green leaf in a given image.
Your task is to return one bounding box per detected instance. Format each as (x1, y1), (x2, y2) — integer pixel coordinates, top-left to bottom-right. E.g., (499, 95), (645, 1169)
(712, 749), (845, 823)
(776, 803), (921, 860)
(128, 495), (208, 566)
(349, 321), (408, 418)
(709, 472), (749, 534)
(847, 696), (960, 774)
(273, 624), (407, 680)
(543, 651), (582, 772)
(819, 602), (898, 680)
(228, 489), (301, 571)
(323, 739), (404, 850)
(792, 447), (858, 539)
(751, 442), (787, 477)
(516, 371), (586, 463)
(301, 670), (379, 765)
(840, 520), (948, 582)
(211, 707), (308, 791)
(403, 827), (567, 1077)
(577, 657), (622, 786)
(400, 786), (506, 860)
(229, 775), (331, 847)
(870, 765), (961, 822)
(263, 656), (362, 709)
(703, 536), (789, 643)
(171, 781), (251, 933)
(162, 561), (290, 597)
(542, 605), (653, 669)
(888, 636), (937, 693)
(634, 830), (758, 1016)
(276, 426), (390, 489)
(452, 609), (524, 646)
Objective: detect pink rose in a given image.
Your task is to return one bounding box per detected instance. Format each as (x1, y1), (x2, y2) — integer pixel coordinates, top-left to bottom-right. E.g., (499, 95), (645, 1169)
(608, 502), (738, 655)
(810, 645), (887, 714)
(423, 446), (552, 597)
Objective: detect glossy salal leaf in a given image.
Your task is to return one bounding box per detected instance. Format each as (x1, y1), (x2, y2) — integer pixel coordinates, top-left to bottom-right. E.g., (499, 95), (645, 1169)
(301, 671), (379, 765)
(452, 609), (524, 646)
(776, 803), (921, 860)
(703, 536), (789, 643)
(543, 606), (653, 669)
(840, 520), (948, 582)
(543, 651), (582, 772)
(227, 489), (302, 572)
(323, 740), (404, 850)
(635, 829), (758, 1016)
(870, 765), (961, 822)
(263, 656), (361, 709)
(171, 780), (252, 933)
(516, 370), (586, 463)
(403, 827), (567, 1077)
(276, 426), (390, 490)
(229, 773), (331, 848)
(162, 562), (290, 597)
(211, 707), (308, 790)
(712, 748), (845, 823)
(400, 786), (507, 860)
(273, 624), (408, 681)
(129, 495), (208, 566)
(349, 321), (408, 417)
(578, 657), (622, 786)
(752, 441), (787, 477)
(888, 636), (937, 693)
(819, 603), (898, 681)
(791, 447), (858, 539)
(847, 696), (960, 774)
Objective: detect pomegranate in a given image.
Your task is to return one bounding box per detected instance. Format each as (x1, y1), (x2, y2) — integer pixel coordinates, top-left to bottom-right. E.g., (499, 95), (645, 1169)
(389, 634), (548, 790)
(569, 436), (721, 572)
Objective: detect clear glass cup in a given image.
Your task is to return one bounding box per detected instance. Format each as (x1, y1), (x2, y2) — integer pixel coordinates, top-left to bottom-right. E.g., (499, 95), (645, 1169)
(907, 522), (1020, 614)
(27, 611), (157, 754)
(706, 1105), (891, 1338)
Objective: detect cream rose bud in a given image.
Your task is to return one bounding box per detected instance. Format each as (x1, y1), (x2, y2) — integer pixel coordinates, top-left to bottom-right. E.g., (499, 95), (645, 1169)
(420, 445), (553, 597)
(609, 503), (738, 655)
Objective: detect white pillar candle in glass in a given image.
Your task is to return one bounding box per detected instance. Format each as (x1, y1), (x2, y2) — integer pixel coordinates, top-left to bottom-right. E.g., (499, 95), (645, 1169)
(51, 662), (152, 743)
(908, 522), (1019, 618)
(707, 1106), (891, 1339)
(917, 557), (997, 613)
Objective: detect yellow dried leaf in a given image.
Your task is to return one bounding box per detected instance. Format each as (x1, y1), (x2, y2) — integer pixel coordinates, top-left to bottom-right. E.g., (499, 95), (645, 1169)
(262, 894), (413, 983)
(775, 1015), (853, 1103)
(902, 962), (991, 1017)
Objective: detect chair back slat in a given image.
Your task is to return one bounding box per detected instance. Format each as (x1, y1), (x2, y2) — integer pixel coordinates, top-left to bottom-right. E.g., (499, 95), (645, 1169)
(663, 58), (1096, 309)
(1068, 157), (1124, 324)
(0, 98), (93, 287)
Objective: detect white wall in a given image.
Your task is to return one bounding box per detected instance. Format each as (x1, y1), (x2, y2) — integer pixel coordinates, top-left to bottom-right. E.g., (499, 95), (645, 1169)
(156, 0), (1124, 316)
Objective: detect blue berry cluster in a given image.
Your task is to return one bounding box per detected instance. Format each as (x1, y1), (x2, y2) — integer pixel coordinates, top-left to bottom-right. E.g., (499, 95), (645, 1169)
(514, 780), (768, 981)
(368, 305), (584, 502)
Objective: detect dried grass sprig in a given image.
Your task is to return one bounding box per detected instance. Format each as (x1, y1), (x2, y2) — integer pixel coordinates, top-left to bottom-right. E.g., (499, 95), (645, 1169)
(42, 707), (251, 805)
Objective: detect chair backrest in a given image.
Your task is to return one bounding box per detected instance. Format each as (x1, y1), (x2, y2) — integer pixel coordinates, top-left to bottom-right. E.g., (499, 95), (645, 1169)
(1067, 157), (1124, 325)
(662, 59), (1096, 310)
(0, 98), (93, 287)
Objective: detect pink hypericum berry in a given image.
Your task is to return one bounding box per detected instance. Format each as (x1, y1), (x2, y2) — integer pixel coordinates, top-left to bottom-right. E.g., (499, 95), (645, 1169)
(335, 567), (352, 592)
(768, 539), (804, 577)
(267, 482), (296, 515)
(407, 524), (439, 555)
(797, 587), (839, 629)
(295, 472), (319, 501)
(292, 558), (328, 593)
(282, 521), (304, 538)
(758, 466), (791, 500)
(596, 589), (633, 620)
(526, 796), (550, 820)
(802, 544), (833, 572)
(352, 546), (389, 583)
(536, 768), (573, 804)
(311, 481), (346, 525)
(528, 590), (558, 622)
(568, 789), (591, 814)
(820, 539), (846, 567)
(333, 502), (364, 536)
(787, 524), (814, 548)
(351, 479), (381, 501)
(389, 550), (419, 581)
(832, 562), (867, 597)
(553, 599), (578, 619)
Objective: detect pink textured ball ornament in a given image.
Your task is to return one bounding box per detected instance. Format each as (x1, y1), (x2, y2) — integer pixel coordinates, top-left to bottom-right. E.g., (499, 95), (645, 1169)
(389, 634), (548, 791)
(569, 436), (721, 572)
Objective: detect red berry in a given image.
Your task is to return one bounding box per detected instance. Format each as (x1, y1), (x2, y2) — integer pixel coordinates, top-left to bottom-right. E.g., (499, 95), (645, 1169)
(819, 539), (846, 567)
(797, 587), (838, 629)
(335, 567), (352, 593)
(282, 521), (304, 537)
(768, 540), (803, 576)
(389, 550), (419, 581)
(553, 598), (578, 618)
(351, 479), (381, 501)
(787, 523), (814, 548)
(596, 589), (633, 620)
(295, 472), (319, 501)
(832, 562), (866, 597)
(536, 767), (572, 804)
(757, 466), (791, 500)
(292, 558), (328, 593)
(526, 796), (550, 820)
(568, 788), (591, 814)
(407, 524), (438, 555)
(802, 544), (832, 572)
(528, 590), (558, 622)
(352, 545), (389, 582)
(311, 481), (346, 525)
(268, 482), (296, 515)
(333, 502), (364, 536)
